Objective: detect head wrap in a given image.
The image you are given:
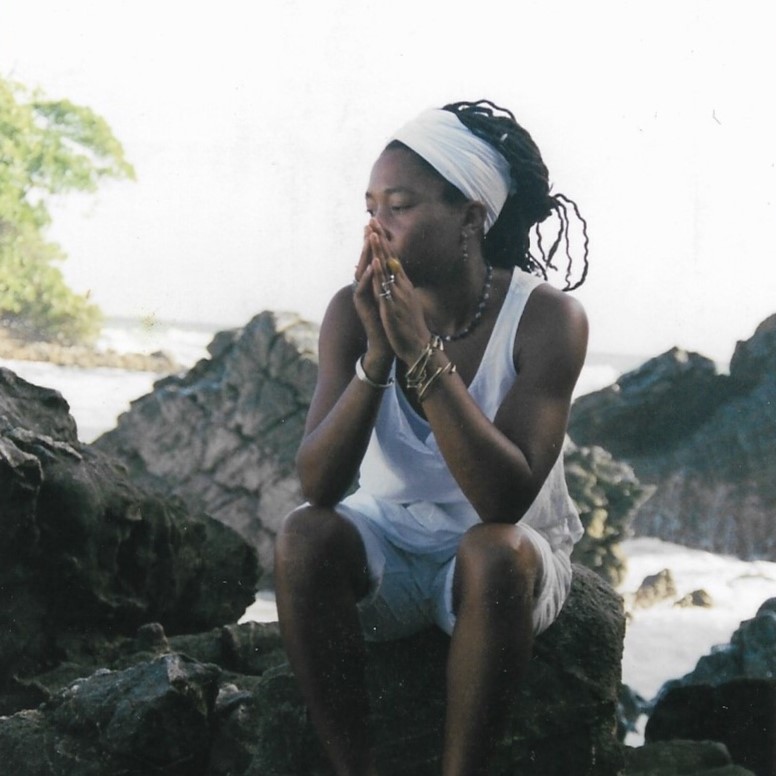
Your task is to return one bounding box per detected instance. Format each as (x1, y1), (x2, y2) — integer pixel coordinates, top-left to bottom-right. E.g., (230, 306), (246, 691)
(390, 108), (513, 233)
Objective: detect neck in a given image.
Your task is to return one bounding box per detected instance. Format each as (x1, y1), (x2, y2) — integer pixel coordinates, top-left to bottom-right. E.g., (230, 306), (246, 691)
(420, 254), (492, 339)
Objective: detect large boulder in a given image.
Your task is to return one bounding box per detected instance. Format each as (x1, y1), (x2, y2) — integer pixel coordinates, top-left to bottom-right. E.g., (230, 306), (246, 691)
(95, 312), (319, 576)
(0, 564), (627, 776)
(0, 367), (260, 696)
(568, 315), (776, 560)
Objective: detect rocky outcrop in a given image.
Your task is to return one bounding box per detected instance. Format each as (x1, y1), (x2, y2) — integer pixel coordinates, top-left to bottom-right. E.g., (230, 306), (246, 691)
(96, 312), (650, 586)
(0, 367), (260, 697)
(624, 740), (756, 775)
(95, 312), (319, 576)
(0, 565), (627, 776)
(565, 441), (653, 586)
(569, 315), (776, 560)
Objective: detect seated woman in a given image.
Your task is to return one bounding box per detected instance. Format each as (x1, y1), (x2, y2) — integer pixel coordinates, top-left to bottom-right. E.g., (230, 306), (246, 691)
(274, 100), (590, 776)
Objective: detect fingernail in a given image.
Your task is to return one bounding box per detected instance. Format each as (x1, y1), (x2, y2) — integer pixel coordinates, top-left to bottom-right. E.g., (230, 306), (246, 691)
(387, 258), (401, 273)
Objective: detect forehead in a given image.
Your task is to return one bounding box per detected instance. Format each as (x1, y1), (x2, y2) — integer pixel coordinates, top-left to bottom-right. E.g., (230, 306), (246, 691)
(366, 146), (448, 197)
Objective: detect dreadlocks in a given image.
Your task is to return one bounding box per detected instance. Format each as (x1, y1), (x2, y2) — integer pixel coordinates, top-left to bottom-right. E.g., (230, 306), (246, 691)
(442, 100), (589, 291)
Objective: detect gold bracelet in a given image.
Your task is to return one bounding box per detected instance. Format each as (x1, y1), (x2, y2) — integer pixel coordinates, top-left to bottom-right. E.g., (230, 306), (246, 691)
(405, 335), (444, 391)
(417, 361), (457, 402)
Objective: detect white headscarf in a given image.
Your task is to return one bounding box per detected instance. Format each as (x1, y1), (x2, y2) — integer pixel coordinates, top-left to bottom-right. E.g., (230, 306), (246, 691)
(390, 108), (513, 233)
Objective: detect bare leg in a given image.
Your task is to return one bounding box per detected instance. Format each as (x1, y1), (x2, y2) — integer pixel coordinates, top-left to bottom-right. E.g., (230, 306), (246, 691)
(274, 505), (380, 776)
(442, 523), (540, 776)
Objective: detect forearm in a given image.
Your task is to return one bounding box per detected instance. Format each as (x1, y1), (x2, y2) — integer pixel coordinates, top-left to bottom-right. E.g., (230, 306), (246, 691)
(425, 384), (538, 523)
(296, 350), (392, 506)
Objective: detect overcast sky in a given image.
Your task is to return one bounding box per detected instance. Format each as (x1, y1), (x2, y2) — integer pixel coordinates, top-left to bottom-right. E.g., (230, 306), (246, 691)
(2, 0), (774, 362)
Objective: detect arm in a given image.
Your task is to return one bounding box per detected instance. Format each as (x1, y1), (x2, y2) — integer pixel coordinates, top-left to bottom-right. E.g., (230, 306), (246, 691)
(294, 286), (392, 506)
(422, 286), (588, 523)
(372, 252), (588, 523)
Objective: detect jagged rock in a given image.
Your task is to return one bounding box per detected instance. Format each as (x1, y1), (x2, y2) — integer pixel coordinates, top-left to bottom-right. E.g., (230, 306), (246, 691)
(624, 739), (755, 775)
(568, 317), (776, 561)
(634, 569), (677, 608)
(657, 598), (776, 691)
(0, 367), (261, 700)
(95, 311), (319, 576)
(646, 679), (775, 776)
(95, 312), (650, 586)
(674, 589), (713, 608)
(0, 565), (627, 776)
(565, 441), (654, 586)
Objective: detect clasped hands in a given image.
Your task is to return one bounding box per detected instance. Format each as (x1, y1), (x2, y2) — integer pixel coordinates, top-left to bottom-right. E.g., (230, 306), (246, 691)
(352, 219), (430, 366)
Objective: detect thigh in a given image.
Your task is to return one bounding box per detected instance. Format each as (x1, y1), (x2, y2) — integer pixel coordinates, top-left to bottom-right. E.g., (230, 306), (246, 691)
(336, 500), (451, 642)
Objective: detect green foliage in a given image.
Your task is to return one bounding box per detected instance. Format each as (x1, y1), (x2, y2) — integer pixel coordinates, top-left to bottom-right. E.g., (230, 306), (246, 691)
(0, 76), (135, 344)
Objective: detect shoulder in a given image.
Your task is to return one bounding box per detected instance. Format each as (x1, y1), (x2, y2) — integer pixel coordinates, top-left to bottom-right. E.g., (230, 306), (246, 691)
(515, 282), (588, 386)
(319, 284), (367, 353)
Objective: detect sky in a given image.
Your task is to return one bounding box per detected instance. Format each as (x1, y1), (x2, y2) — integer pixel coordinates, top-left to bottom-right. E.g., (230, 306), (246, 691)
(1, 0), (774, 363)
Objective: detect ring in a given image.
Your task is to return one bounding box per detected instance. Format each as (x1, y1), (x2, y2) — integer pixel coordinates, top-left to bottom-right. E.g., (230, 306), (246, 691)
(378, 289), (392, 299)
(380, 276), (395, 293)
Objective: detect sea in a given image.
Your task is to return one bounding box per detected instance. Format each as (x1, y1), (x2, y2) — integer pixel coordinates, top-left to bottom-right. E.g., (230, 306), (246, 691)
(3, 317), (775, 745)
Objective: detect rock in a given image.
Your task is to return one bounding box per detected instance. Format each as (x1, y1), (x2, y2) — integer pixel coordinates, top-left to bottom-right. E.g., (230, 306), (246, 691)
(657, 598), (776, 691)
(568, 316), (776, 561)
(634, 569), (677, 608)
(565, 440), (654, 586)
(674, 589), (714, 608)
(95, 311), (319, 576)
(0, 565), (627, 776)
(0, 367), (261, 698)
(646, 678), (776, 776)
(624, 739), (755, 775)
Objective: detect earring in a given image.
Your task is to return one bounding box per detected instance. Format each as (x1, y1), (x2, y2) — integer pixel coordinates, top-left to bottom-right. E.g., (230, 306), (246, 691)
(461, 230), (469, 262)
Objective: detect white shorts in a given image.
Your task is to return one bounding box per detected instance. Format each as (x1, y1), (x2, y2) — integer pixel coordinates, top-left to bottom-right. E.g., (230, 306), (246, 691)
(335, 498), (573, 642)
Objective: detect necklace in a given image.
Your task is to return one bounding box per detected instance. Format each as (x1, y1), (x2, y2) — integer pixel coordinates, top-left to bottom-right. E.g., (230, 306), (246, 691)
(431, 264), (494, 342)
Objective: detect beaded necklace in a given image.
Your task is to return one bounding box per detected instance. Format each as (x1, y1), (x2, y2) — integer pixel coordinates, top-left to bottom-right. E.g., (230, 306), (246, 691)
(430, 263), (493, 342)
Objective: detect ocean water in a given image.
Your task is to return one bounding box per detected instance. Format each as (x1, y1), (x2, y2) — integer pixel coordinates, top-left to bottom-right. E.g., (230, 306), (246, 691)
(4, 318), (769, 746)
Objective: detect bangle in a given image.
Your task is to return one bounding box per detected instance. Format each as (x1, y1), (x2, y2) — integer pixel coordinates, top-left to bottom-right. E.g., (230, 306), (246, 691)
(405, 335), (444, 391)
(355, 356), (394, 389)
(417, 361), (457, 402)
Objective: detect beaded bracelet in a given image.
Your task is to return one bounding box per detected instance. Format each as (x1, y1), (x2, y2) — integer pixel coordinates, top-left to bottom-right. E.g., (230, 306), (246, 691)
(355, 356), (394, 389)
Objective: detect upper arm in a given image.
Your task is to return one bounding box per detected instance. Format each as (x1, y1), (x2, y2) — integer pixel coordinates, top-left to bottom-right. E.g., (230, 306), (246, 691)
(303, 285), (366, 437)
(494, 285), (588, 492)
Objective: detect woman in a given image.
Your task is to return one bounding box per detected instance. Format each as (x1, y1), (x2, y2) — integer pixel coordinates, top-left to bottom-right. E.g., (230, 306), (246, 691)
(274, 100), (590, 776)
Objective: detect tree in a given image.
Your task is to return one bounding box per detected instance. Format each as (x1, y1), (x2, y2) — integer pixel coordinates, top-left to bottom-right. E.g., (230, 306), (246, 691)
(0, 75), (135, 344)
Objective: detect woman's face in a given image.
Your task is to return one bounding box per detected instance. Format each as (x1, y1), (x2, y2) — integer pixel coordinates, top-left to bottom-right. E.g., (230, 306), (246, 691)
(365, 146), (467, 286)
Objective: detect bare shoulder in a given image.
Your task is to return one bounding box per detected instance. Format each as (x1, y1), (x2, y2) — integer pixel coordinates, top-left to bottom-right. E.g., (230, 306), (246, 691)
(319, 284), (367, 358)
(515, 283), (589, 389)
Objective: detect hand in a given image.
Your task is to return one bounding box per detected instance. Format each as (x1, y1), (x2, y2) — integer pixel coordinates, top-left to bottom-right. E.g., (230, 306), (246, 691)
(352, 224), (392, 359)
(367, 222), (431, 364)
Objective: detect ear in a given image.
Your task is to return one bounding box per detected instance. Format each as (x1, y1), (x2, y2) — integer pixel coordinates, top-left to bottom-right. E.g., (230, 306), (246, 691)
(462, 201), (487, 238)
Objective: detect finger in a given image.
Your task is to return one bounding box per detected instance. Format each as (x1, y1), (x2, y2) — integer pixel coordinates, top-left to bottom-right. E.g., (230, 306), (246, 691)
(355, 230), (372, 281)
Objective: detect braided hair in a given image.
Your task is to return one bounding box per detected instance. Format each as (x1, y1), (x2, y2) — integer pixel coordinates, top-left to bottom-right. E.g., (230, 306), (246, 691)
(442, 100), (589, 291)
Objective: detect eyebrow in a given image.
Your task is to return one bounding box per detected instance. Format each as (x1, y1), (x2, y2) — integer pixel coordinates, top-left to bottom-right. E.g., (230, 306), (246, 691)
(364, 186), (417, 199)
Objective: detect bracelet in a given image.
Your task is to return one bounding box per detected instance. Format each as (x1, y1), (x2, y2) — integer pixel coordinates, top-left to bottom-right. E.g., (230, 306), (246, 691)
(417, 361), (457, 402)
(405, 335), (444, 391)
(355, 356), (394, 389)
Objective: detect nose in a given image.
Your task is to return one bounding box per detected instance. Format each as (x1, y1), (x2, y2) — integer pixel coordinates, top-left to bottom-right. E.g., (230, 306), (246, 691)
(370, 214), (392, 242)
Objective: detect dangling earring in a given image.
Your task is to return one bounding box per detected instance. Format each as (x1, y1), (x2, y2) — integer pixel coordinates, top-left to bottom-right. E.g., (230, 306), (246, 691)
(461, 230), (469, 263)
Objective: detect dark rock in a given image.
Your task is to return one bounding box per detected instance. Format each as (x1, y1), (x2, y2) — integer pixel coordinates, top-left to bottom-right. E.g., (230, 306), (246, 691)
(568, 317), (776, 561)
(646, 678), (776, 776)
(618, 683), (650, 741)
(95, 311), (319, 575)
(657, 598), (776, 691)
(566, 441), (654, 586)
(0, 566), (627, 776)
(0, 367), (261, 697)
(634, 569), (677, 608)
(624, 739), (754, 775)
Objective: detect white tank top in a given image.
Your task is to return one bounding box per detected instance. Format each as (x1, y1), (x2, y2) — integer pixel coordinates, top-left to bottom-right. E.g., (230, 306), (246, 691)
(354, 269), (583, 555)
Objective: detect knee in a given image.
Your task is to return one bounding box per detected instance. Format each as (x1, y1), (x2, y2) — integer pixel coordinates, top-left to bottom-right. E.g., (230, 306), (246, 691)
(274, 505), (366, 591)
(454, 524), (539, 611)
